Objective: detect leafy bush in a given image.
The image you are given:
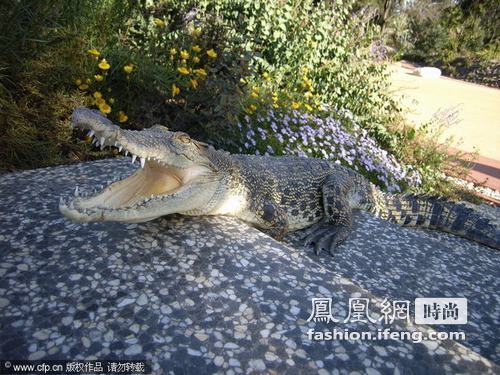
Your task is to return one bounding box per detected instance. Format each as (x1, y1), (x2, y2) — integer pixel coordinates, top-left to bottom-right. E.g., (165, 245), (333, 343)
(0, 44), (89, 169)
(0, 0), (478, 203)
(204, 0), (402, 142)
(111, 0), (403, 148)
(399, 1), (499, 89)
(400, 0), (499, 64)
(0, 0), (137, 170)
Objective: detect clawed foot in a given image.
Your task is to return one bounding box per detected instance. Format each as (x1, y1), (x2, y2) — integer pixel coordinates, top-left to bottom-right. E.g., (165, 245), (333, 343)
(298, 221), (350, 256)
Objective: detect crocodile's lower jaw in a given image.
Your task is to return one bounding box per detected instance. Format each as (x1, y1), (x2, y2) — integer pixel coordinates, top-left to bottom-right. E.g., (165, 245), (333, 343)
(59, 159), (208, 223)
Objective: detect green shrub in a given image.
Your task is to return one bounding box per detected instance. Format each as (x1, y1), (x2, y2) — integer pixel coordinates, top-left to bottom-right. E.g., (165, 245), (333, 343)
(112, 1), (403, 146)
(0, 0), (479, 202)
(0, 0), (138, 170)
(400, 0), (499, 63)
(203, 0), (402, 144)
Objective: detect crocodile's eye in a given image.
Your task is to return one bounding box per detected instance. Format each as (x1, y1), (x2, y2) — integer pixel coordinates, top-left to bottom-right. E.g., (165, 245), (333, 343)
(175, 132), (191, 144)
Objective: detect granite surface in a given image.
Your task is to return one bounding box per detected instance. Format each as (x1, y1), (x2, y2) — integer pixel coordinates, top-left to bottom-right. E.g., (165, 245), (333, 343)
(0, 158), (499, 374)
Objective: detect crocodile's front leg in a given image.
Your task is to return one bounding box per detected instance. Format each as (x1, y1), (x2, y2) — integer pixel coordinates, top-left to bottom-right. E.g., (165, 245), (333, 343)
(302, 171), (355, 255)
(248, 199), (288, 241)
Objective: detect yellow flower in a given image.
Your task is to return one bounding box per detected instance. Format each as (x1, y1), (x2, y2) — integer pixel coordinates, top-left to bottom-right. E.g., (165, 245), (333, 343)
(86, 78), (91, 83)
(190, 79), (198, 89)
(98, 58), (110, 70)
(291, 101), (301, 109)
(240, 78), (247, 84)
(94, 74), (104, 82)
(192, 56), (200, 64)
(153, 18), (165, 28)
(78, 84), (89, 90)
(109, 98), (115, 104)
(107, 87), (112, 92)
(123, 64), (134, 74)
(75, 79), (82, 86)
(99, 102), (111, 114)
(273, 103), (279, 108)
(250, 104), (257, 111)
(180, 50), (189, 60)
(171, 83), (180, 97)
(170, 48), (177, 56)
(93, 91), (102, 99)
(244, 107), (254, 115)
(250, 91), (259, 99)
(304, 103), (313, 111)
(117, 111), (128, 123)
(206, 49), (217, 58)
(95, 97), (105, 106)
(272, 96), (278, 103)
(191, 45), (202, 53)
(304, 91), (313, 99)
(302, 77), (312, 88)
(87, 48), (100, 57)
(177, 66), (189, 75)
(191, 27), (202, 37)
(194, 68), (207, 78)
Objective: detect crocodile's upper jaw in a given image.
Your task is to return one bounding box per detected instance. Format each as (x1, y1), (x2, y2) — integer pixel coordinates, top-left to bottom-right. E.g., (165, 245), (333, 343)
(59, 108), (219, 223)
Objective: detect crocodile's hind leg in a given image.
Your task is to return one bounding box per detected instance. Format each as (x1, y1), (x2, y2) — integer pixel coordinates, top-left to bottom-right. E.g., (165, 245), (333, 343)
(301, 171), (355, 255)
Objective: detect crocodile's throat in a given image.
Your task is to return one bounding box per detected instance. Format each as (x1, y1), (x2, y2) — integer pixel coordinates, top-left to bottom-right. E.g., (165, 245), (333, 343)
(60, 162), (209, 221)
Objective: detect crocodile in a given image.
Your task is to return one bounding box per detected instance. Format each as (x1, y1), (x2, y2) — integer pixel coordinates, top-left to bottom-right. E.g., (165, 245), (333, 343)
(59, 108), (500, 253)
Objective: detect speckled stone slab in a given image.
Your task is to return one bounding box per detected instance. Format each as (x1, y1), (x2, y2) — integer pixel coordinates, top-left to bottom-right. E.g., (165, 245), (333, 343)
(0, 158), (499, 374)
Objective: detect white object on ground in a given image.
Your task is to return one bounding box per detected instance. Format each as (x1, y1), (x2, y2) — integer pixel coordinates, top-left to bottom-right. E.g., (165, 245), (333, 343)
(415, 67), (442, 78)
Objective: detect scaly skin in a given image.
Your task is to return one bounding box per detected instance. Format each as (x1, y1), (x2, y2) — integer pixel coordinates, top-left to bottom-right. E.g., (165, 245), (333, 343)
(59, 108), (500, 254)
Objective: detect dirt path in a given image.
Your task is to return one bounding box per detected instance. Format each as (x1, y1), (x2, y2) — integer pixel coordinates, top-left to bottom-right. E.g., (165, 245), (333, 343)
(389, 61), (500, 161)
(389, 61), (500, 195)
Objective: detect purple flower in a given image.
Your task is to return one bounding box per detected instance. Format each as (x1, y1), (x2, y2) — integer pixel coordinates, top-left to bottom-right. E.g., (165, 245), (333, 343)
(235, 105), (421, 190)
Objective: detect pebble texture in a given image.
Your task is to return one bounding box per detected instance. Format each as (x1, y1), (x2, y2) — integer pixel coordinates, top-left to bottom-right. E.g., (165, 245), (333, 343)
(0, 158), (499, 374)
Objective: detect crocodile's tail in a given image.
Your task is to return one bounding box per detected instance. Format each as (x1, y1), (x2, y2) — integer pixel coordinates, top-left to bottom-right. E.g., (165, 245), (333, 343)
(369, 192), (499, 250)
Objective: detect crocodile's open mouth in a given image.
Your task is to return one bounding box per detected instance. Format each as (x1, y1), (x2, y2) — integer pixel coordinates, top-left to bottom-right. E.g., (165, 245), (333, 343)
(59, 132), (210, 222)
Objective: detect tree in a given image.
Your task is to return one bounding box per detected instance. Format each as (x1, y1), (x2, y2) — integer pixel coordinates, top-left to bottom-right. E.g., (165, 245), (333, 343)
(457, 0), (499, 46)
(353, 0), (404, 31)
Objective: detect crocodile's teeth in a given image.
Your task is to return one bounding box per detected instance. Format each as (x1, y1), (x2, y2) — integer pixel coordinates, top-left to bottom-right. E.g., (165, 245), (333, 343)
(131, 155), (137, 164)
(87, 130), (95, 137)
(140, 157), (146, 168)
(100, 137), (105, 145)
(124, 150), (129, 156)
(118, 146), (123, 152)
(74, 186), (79, 197)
